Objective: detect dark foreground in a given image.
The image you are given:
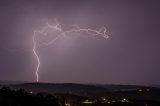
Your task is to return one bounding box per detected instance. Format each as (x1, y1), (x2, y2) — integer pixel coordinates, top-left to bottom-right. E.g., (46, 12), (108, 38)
(0, 87), (160, 106)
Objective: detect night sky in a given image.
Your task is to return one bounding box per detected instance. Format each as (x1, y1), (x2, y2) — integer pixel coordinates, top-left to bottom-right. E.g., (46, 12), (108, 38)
(0, 0), (160, 85)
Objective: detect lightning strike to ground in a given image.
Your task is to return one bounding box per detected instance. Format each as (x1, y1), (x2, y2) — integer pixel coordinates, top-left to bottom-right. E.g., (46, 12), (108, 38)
(33, 20), (109, 82)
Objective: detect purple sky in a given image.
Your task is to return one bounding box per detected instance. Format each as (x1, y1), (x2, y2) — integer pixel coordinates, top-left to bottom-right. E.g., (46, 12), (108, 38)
(0, 0), (160, 85)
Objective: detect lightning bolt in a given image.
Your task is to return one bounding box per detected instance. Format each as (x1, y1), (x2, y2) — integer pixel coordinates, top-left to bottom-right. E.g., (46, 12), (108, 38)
(33, 20), (109, 82)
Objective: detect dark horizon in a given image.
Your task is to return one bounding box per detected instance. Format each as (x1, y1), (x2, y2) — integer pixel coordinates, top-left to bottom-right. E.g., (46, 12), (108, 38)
(0, 80), (160, 87)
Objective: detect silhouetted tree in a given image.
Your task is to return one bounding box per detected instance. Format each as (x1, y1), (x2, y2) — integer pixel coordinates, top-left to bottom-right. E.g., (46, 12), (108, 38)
(0, 87), (60, 106)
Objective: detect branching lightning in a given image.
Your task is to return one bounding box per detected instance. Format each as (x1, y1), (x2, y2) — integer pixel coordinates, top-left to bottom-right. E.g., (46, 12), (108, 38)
(33, 20), (109, 82)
